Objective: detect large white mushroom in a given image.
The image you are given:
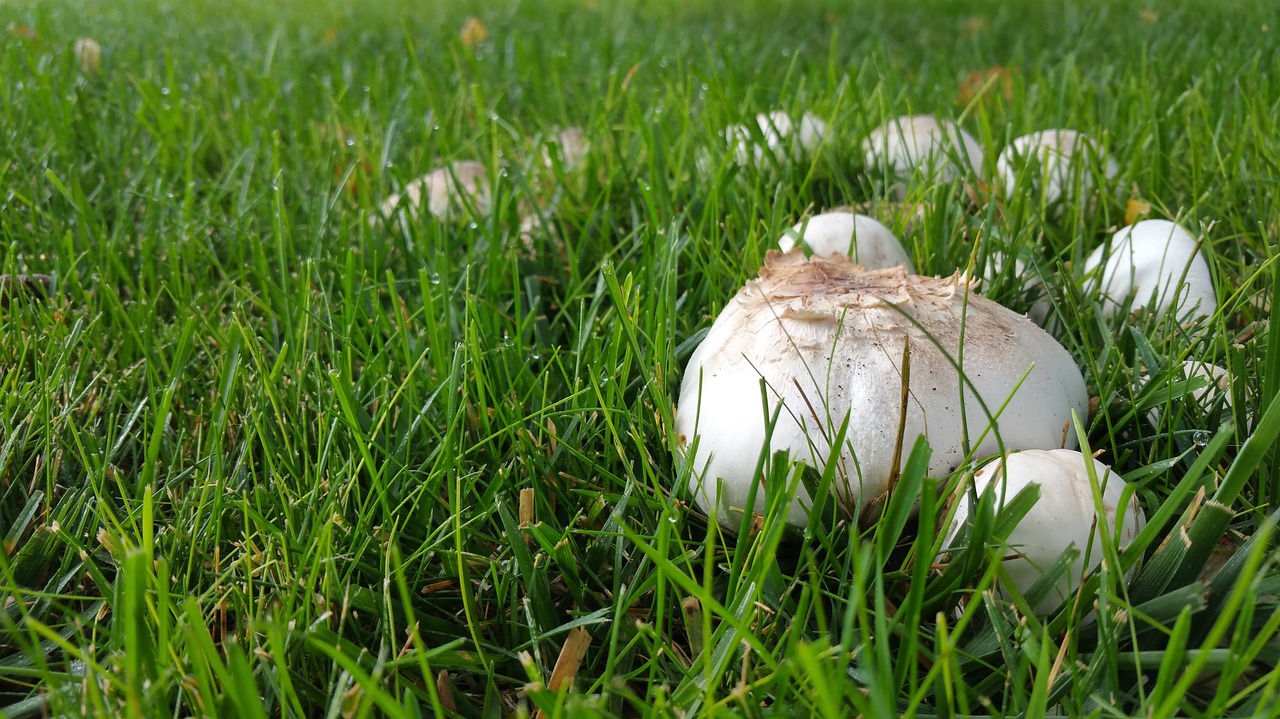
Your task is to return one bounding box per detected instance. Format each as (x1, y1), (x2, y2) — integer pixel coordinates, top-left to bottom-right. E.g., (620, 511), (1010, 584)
(722, 110), (827, 167)
(862, 115), (984, 196)
(675, 251), (1088, 530)
(995, 130), (1120, 212)
(778, 211), (913, 270)
(379, 160), (490, 222)
(941, 449), (1146, 614)
(1082, 219), (1216, 321)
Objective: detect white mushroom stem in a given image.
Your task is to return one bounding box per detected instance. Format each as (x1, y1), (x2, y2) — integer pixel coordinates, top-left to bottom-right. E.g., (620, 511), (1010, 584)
(942, 449), (1146, 614)
(778, 211), (913, 270)
(1083, 219), (1217, 321)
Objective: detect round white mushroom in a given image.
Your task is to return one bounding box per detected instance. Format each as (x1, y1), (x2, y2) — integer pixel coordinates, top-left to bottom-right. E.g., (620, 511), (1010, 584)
(1082, 219), (1216, 321)
(995, 130), (1120, 213)
(941, 449), (1146, 614)
(980, 250), (1051, 326)
(541, 127), (588, 172)
(675, 250), (1088, 530)
(722, 110), (827, 167)
(778, 211), (913, 270)
(1146, 360), (1233, 427)
(862, 115), (984, 197)
(379, 160), (490, 223)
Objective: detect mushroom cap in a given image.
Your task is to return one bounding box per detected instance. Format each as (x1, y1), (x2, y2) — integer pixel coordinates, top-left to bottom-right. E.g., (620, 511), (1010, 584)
(379, 160), (491, 221)
(862, 115), (984, 187)
(543, 127), (588, 171)
(723, 110), (827, 166)
(1082, 219), (1216, 320)
(942, 449), (1146, 614)
(676, 251), (1088, 530)
(980, 249), (1051, 326)
(995, 129), (1120, 211)
(778, 211), (913, 270)
(1146, 360), (1233, 427)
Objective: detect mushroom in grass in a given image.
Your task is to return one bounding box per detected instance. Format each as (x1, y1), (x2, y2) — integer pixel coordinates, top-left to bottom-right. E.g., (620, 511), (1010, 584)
(379, 161), (490, 224)
(1083, 219), (1216, 321)
(722, 110), (827, 167)
(862, 115), (984, 197)
(675, 251), (1088, 530)
(995, 130), (1120, 213)
(541, 127), (588, 172)
(941, 449), (1146, 615)
(980, 250), (1051, 326)
(1146, 360), (1234, 428)
(778, 211), (913, 270)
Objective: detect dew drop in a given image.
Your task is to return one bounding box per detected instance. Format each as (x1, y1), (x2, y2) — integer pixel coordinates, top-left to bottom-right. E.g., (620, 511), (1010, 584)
(1193, 430), (1210, 447)
(160, 86), (170, 95)
(345, 138), (355, 147)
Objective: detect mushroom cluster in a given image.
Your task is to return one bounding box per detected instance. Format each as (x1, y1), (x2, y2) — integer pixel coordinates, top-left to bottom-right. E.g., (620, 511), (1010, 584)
(678, 108), (1230, 616)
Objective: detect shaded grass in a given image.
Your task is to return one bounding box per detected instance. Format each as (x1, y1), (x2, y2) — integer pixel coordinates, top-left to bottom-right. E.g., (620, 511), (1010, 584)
(2, 0), (1280, 716)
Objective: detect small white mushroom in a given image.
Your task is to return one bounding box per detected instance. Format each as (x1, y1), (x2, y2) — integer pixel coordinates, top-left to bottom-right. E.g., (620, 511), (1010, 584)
(995, 130), (1120, 212)
(862, 115), (984, 196)
(981, 250), (1051, 326)
(74, 37), (102, 73)
(941, 449), (1146, 614)
(379, 161), (490, 222)
(1082, 219), (1216, 320)
(675, 251), (1088, 530)
(1146, 360), (1233, 427)
(541, 127), (588, 172)
(722, 110), (827, 167)
(778, 211), (913, 270)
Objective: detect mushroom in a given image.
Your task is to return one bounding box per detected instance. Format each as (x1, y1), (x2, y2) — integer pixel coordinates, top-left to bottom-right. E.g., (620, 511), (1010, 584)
(1082, 219), (1216, 321)
(980, 250), (1051, 326)
(722, 110), (827, 167)
(778, 211), (913, 270)
(675, 251), (1088, 530)
(74, 37), (102, 73)
(1145, 360), (1233, 427)
(941, 449), (1146, 614)
(0, 274), (52, 308)
(862, 115), (984, 197)
(541, 127), (588, 172)
(995, 130), (1120, 213)
(378, 160), (490, 223)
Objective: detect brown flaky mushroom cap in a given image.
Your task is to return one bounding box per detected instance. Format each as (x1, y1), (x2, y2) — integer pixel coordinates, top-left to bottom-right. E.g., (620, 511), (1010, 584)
(675, 250), (1087, 530)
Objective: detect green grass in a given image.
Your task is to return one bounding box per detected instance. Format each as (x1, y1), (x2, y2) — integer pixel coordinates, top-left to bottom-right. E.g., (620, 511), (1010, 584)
(2, 0), (1279, 716)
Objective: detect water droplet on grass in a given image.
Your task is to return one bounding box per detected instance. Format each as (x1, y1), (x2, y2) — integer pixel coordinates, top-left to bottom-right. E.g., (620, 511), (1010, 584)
(160, 86), (170, 95)
(1193, 430), (1210, 447)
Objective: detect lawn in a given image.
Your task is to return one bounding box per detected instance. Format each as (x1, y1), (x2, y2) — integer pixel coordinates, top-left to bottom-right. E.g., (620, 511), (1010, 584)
(2, 0), (1280, 716)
